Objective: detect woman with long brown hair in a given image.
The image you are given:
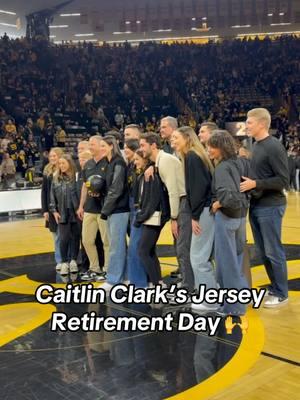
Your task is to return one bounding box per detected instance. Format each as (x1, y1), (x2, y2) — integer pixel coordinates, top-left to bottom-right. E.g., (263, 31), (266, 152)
(50, 153), (80, 278)
(172, 126), (217, 310)
(41, 147), (64, 271)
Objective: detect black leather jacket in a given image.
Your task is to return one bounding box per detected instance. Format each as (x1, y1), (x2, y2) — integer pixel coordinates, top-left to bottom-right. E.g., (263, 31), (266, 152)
(101, 155), (129, 217)
(135, 170), (170, 227)
(50, 176), (79, 223)
(41, 173), (57, 232)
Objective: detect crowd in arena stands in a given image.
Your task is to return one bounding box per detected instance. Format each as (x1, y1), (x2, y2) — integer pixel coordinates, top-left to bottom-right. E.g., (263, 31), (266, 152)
(0, 35), (299, 189)
(0, 35), (299, 128)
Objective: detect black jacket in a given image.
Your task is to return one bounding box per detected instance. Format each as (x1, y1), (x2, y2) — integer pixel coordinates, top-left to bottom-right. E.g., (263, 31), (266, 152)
(184, 151), (212, 220)
(49, 176), (79, 223)
(75, 170), (84, 198)
(101, 155), (129, 217)
(135, 170), (170, 227)
(41, 173), (57, 232)
(212, 157), (251, 218)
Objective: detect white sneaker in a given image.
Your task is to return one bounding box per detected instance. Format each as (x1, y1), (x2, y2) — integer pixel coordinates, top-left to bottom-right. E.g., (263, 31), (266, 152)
(191, 303), (220, 312)
(69, 260), (78, 273)
(60, 263), (69, 276)
(56, 263), (62, 272)
(263, 295), (288, 308)
(159, 281), (168, 289)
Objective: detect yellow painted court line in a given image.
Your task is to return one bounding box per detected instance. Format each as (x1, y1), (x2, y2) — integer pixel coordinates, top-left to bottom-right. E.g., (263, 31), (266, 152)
(0, 302), (56, 347)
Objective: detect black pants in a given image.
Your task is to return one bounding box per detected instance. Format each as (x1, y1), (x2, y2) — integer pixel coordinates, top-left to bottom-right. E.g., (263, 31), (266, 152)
(138, 224), (163, 285)
(59, 221), (80, 263)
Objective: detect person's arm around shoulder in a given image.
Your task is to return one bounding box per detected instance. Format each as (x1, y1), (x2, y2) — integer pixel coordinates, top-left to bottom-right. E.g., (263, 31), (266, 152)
(158, 153), (181, 238)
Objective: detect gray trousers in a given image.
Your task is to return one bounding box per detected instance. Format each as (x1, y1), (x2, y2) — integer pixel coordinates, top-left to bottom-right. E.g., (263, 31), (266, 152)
(176, 197), (194, 291)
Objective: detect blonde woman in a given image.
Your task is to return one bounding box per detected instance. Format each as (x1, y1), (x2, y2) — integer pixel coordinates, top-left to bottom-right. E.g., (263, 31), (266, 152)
(41, 147), (64, 271)
(172, 126), (217, 311)
(50, 154), (80, 277)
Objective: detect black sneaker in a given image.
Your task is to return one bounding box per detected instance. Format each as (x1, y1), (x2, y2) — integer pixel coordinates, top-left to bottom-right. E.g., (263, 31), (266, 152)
(90, 271), (107, 282)
(170, 269), (181, 278)
(80, 270), (93, 281)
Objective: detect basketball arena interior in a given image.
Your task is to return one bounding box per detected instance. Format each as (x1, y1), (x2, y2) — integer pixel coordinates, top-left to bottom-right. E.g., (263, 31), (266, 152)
(0, 1), (299, 399)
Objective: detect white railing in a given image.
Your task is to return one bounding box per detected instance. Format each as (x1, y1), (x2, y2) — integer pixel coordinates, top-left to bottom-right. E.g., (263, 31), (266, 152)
(0, 188), (41, 213)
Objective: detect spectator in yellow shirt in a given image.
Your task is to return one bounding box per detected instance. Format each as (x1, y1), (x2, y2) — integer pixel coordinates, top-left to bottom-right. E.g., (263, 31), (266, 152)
(56, 126), (67, 148)
(5, 119), (17, 135)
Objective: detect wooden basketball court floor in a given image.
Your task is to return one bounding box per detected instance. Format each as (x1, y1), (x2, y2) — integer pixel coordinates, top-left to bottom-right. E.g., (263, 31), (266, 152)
(0, 193), (299, 400)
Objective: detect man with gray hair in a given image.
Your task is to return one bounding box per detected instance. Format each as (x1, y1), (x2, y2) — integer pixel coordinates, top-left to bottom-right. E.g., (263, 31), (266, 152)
(160, 116), (178, 154)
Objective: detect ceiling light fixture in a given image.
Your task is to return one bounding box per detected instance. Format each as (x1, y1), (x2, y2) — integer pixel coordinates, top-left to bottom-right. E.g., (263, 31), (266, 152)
(73, 39), (98, 43)
(153, 29), (172, 32)
(113, 31), (132, 34)
(50, 25), (69, 28)
(60, 13), (81, 17)
(202, 17), (207, 21)
(268, 13), (273, 16)
(0, 22), (16, 27)
(125, 21), (131, 24)
(136, 20), (141, 24)
(270, 22), (291, 26)
(192, 17), (196, 21)
(74, 33), (95, 37)
(0, 10), (16, 15)
(279, 12), (284, 16)
(231, 25), (251, 28)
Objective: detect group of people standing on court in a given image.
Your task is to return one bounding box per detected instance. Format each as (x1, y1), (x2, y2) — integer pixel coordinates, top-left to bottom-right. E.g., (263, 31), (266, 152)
(41, 107), (290, 315)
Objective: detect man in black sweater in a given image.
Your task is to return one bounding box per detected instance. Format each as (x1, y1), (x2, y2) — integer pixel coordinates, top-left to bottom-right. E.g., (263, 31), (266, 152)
(240, 108), (289, 308)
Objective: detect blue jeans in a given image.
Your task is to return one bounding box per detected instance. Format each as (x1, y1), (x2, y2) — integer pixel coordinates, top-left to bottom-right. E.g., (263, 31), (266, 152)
(127, 203), (148, 288)
(52, 231), (62, 264)
(215, 211), (248, 315)
(250, 205), (288, 299)
(190, 207), (216, 291)
(106, 212), (129, 285)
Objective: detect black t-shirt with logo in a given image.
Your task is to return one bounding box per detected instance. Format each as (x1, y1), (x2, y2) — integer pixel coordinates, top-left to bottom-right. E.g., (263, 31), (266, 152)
(82, 158), (108, 213)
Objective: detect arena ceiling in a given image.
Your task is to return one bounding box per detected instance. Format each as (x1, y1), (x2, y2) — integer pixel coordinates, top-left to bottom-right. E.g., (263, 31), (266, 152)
(0, 0), (299, 43)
